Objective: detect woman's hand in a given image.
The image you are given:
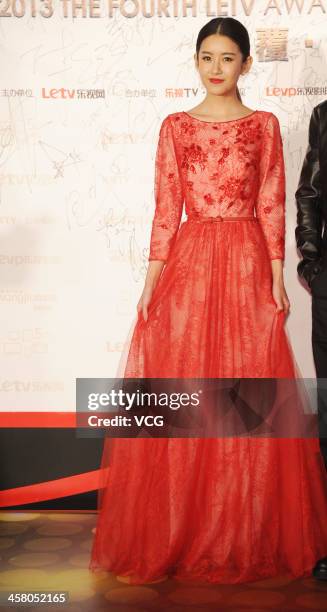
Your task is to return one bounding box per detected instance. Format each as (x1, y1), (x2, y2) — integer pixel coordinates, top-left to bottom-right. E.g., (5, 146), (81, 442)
(272, 278), (290, 314)
(137, 260), (165, 322)
(271, 259), (290, 315)
(137, 286), (154, 323)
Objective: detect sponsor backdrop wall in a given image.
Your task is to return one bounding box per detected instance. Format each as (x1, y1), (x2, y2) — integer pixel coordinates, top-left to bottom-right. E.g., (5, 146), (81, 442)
(1, 0), (327, 420)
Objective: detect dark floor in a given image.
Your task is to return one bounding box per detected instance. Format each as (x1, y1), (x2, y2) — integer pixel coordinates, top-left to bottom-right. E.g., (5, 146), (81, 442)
(0, 511), (326, 611)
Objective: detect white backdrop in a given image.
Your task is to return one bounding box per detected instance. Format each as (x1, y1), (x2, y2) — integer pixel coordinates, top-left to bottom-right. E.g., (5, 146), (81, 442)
(0, 0), (327, 411)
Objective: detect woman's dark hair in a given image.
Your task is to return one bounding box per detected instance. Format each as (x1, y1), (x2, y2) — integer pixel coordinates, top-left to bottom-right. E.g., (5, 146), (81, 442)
(196, 18), (250, 102)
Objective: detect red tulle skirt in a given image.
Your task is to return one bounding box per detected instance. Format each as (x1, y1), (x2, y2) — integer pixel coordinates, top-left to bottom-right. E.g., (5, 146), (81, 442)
(89, 218), (327, 584)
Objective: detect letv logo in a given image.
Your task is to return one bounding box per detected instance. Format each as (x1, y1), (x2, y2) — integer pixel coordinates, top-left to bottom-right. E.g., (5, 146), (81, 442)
(42, 88), (76, 99)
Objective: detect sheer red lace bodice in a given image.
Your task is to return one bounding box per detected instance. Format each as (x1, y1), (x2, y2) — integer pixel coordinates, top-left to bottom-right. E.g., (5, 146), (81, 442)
(149, 110), (285, 262)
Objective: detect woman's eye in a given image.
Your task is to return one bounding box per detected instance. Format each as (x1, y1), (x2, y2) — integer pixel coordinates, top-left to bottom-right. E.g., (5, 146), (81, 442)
(202, 56), (233, 62)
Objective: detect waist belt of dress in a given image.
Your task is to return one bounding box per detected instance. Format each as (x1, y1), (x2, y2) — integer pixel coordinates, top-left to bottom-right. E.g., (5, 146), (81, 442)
(186, 214), (258, 223)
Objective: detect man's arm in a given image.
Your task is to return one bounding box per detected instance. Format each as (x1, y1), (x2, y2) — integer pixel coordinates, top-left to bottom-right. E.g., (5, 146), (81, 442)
(295, 105), (323, 287)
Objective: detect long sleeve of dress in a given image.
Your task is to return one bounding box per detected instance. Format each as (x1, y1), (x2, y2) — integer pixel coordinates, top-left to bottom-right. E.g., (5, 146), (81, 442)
(255, 113), (286, 260)
(148, 115), (184, 262)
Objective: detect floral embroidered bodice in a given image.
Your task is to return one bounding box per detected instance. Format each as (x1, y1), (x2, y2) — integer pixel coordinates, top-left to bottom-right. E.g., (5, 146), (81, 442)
(148, 110), (286, 262)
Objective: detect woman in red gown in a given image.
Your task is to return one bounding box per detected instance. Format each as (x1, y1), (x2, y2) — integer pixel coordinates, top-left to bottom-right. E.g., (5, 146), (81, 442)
(89, 17), (327, 584)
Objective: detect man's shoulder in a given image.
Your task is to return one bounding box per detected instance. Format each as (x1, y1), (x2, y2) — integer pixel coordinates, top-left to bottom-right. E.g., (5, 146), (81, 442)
(314, 98), (327, 116)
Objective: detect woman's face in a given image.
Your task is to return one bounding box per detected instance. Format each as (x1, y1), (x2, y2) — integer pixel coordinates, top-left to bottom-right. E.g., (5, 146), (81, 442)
(195, 34), (252, 96)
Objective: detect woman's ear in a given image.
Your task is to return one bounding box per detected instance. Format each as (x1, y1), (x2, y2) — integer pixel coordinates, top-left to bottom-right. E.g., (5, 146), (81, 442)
(194, 53), (199, 71)
(241, 56), (253, 76)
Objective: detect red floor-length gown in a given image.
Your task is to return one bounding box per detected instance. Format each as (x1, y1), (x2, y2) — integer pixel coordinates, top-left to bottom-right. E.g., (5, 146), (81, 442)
(89, 110), (327, 584)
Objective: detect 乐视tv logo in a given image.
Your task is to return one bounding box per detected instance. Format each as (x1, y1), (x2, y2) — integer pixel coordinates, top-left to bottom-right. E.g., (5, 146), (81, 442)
(42, 88), (76, 99)
(265, 86), (324, 96)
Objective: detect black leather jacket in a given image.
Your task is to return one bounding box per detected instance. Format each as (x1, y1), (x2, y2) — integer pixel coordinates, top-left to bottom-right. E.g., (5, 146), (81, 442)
(295, 99), (327, 287)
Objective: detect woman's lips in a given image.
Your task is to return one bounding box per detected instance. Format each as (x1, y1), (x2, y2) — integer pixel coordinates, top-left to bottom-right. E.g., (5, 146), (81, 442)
(209, 78), (224, 83)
